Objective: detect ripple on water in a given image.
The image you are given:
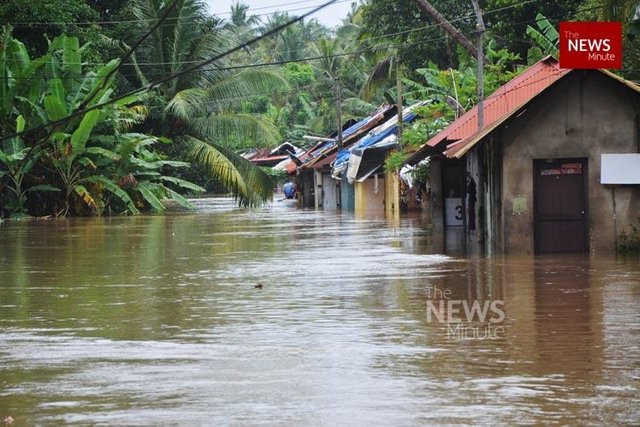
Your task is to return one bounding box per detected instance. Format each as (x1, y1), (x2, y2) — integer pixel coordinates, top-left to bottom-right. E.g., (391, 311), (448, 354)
(0, 198), (638, 424)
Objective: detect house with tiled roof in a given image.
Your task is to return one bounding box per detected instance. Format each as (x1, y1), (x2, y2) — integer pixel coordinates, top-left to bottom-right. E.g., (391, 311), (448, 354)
(407, 56), (640, 255)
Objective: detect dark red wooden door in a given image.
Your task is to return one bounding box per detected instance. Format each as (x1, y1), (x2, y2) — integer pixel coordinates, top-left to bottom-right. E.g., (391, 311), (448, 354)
(534, 159), (588, 253)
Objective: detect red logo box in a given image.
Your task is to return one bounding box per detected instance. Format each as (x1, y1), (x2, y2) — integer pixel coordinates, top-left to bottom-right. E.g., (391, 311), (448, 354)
(559, 21), (622, 69)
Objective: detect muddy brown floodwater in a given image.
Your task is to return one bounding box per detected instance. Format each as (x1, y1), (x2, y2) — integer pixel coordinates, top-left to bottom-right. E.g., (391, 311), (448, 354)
(0, 198), (639, 425)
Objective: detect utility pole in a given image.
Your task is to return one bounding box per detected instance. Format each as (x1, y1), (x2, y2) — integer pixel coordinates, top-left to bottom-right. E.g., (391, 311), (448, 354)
(334, 75), (344, 150)
(471, 0), (485, 130)
(413, 0), (489, 64)
(470, 0), (486, 244)
(396, 60), (403, 149)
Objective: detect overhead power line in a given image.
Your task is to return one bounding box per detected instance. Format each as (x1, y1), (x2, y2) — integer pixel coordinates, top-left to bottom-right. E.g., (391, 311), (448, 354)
(0, 0), (601, 71)
(1, 0), (355, 27)
(75, 0), (180, 113)
(0, 3), (609, 87)
(0, 0), (340, 143)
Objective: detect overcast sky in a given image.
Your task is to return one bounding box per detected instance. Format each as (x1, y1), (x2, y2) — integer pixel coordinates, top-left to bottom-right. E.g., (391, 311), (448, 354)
(205, 0), (354, 28)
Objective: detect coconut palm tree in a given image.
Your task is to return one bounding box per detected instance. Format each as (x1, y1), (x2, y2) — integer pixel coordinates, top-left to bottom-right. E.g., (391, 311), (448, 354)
(228, 1), (261, 29)
(121, 0), (289, 206)
(305, 37), (372, 133)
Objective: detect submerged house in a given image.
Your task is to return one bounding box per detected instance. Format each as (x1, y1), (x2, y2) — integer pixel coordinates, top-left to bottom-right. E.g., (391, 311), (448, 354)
(294, 105), (396, 209)
(333, 102), (426, 215)
(408, 56), (640, 255)
(244, 142), (302, 167)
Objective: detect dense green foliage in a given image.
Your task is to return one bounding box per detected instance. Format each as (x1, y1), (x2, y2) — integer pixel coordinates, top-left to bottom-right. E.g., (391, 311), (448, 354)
(0, 0), (99, 55)
(0, 29), (204, 217)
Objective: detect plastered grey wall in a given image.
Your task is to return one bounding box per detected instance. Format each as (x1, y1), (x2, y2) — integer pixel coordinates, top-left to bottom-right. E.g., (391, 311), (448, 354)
(498, 71), (640, 254)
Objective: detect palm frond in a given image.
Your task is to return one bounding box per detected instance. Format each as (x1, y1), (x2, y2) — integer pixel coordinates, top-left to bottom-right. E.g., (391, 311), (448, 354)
(342, 97), (376, 117)
(165, 88), (207, 120)
(189, 113), (280, 148)
(361, 57), (394, 101)
(187, 136), (273, 206)
(203, 69), (289, 110)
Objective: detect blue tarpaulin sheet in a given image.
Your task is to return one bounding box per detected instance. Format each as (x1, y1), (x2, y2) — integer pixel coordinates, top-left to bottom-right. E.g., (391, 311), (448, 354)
(333, 110), (418, 169)
(305, 114), (380, 160)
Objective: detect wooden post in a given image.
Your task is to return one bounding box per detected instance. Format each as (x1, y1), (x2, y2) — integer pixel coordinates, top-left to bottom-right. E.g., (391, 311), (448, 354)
(334, 76), (344, 150)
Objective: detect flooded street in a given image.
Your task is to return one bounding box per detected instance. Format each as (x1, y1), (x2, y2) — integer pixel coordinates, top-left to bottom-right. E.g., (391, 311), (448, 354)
(0, 199), (638, 425)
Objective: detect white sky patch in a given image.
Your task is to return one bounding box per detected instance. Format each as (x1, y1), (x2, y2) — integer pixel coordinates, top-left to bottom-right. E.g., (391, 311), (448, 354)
(205, 0), (355, 28)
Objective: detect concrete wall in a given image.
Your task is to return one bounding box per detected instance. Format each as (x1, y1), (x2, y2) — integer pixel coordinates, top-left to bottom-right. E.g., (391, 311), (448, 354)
(354, 175), (385, 215)
(499, 71), (640, 254)
(429, 159), (444, 235)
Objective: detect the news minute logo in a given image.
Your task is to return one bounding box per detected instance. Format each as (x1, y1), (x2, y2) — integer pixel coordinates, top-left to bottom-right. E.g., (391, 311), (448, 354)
(560, 21), (622, 69)
(426, 286), (505, 340)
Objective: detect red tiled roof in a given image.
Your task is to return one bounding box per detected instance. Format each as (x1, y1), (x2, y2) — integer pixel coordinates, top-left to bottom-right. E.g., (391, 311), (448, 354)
(424, 56), (570, 157)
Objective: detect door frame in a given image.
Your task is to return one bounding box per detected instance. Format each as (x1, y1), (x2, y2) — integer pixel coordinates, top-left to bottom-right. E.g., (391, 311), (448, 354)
(533, 157), (589, 254)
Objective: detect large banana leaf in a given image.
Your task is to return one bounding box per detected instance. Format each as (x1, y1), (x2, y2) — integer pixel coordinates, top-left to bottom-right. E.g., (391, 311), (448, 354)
(136, 182), (165, 212)
(85, 146), (121, 161)
(526, 13), (559, 63)
(70, 109), (101, 161)
(85, 175), (140, 215)
(62, 36), (81, 76)
(73, 184), (97, 210)
(163, 185), (195, 209)
(43, 78), (68, 121)
(158, 175), (206, 193)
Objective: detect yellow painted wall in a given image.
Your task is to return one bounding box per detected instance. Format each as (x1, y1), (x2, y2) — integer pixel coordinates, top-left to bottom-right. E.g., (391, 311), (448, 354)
(355, 176), (385, 216)
(384, 170), (400, 215)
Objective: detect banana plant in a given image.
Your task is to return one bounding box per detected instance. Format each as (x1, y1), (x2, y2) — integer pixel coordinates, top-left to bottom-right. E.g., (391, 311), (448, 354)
(91, 132), (206, 212)
(526, 13), (560, 64)
(0, 115), (59, 216)
(0, 28), (53, 215)
(39, 42), (204, 215)
(0, 28), (203, 216)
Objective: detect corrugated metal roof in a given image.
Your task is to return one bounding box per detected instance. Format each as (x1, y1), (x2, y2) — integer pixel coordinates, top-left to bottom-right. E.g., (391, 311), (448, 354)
(442, 59), (640, 159)
(299, 104), (394, 170)
(333, 102), (427, 173)
(423, 56), (570, 153)
(310, 151), (338, 169)
(251, 154), (289, 165)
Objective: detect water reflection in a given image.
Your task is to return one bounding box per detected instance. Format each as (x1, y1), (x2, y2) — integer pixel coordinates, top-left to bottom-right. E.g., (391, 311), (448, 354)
(0, 199), (638, 424)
